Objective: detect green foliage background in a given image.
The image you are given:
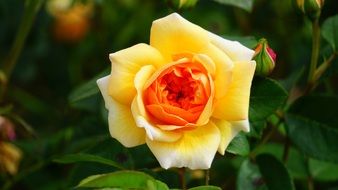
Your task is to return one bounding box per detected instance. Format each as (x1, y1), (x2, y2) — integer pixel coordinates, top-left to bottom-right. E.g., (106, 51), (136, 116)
(0, 0), (338, 189)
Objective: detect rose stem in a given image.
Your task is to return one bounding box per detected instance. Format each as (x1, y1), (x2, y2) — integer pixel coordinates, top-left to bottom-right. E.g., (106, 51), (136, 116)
(179, 167), (187, 190)
(205, 169), (210, 185)
(307, 17), (321, 87)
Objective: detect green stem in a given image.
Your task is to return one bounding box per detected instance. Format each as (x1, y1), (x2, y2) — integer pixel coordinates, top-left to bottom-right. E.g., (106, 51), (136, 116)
(0, 0), (44, 102)
(205, 169), (210, 185)
(250, 118), (282, 158)
(307, 18), (321, 86)
(282, 138), (291, 163)
(305, 157), (314, 190)
(179, 168), (187, 190)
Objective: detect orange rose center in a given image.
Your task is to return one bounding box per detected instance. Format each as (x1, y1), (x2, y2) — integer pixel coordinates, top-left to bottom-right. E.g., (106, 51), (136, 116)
(144, 61), (211, 126)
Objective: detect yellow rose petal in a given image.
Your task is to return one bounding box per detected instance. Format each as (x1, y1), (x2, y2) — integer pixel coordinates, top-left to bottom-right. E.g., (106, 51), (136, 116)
(97, 76), (146, 147)
(200, 44), (233, 99)
(213, 61), (256, 121)
(209, 32), (255, 62)
(150, 13), (209, 62)
(108, 43), (165, 105)
(212, 119), (250, 155)
(146, 122), (220, 169)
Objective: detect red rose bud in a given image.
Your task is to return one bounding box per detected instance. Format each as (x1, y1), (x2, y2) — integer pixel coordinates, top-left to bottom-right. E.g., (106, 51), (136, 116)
(253, 38), (276, 76)
(294, 0), (324, 20)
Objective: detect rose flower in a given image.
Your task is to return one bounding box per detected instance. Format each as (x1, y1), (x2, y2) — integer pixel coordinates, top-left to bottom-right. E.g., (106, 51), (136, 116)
(97, 13), (256, 169)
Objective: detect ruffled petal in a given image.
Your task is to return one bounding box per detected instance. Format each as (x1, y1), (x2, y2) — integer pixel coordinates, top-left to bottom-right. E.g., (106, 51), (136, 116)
(209, 32), (255, 62)
(108, 43), (165, 105)
(150, 13), (209, 62)
(97, 76), (146, 147)
(146, 122), (221, 169)
(131, 66), (182, 142)
(212, 118), (250, 155)
(213, 61), (256, 121)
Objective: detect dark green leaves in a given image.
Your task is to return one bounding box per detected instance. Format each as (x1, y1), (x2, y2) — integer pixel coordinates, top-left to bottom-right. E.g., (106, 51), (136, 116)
(211, 0), (254, 12)
(286, 95), (338, 162)
(322, 14), (338, 51)
(226, 132), (250, 156)
(237, 159), (266, 190)
(76, 171), (169, 190)
(256, 154), (295, 190)
(68, 68), (109, 104)
(54, 153), (125, 170)
(250, 77), (288, 121)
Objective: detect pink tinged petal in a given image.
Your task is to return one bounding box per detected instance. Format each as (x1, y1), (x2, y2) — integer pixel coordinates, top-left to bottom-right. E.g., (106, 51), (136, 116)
(212, 119), (250, 155)
(97, 76), (146, 147)
(213, 61), (256, 121)
(150, 13), (209, 62)
(108, 43), (165, 105)
(209, 32), (255, 62)
(146, 122), (221, 169)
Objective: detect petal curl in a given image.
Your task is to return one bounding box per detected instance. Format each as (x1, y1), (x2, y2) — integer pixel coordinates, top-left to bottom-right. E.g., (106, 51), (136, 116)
(108, 43), (165, 105)
(131, 66), (182, 142)
(212, 119), (250, 155)
(97, 76), (146, 147)
(150, 13), (209, 62)
(213, 61), (256, 121)
(146, 122), (221, 169)
(209, 32), (255, 62)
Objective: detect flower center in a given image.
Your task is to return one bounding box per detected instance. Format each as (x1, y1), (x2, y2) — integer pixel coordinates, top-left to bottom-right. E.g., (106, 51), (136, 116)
(144, 61), (211, 126)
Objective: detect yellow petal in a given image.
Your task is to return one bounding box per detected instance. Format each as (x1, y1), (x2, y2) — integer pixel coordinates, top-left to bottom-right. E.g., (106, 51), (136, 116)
(146, 122), (221, 169)
(200, 44), (233, 99)
(108, 43), (165, 105)
(131, 66), (182, 142)
(97, 76), (146, 147)
(150, 13), (209, 62)
(209, 32), (255, 62)
(195, 73), (214, 126)
(213, 61), (256, 121)
(212, 119), (250, 155)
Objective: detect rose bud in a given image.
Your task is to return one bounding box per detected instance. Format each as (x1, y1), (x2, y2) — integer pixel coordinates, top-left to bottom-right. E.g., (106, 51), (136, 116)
(253, 38), (276, 76)
(294, 0), (324, 20)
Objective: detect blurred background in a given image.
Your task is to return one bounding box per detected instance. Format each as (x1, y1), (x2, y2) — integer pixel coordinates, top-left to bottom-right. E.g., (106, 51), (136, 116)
(0, 0), (337, 189)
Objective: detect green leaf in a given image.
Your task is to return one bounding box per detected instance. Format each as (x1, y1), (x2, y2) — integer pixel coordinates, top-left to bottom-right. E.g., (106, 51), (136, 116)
(211, 0), (254, 12)
(54, 153), (125, 170)
(309, 158), (338, 181)
(188, 186), (222, 190)
(256, 154), (295, 190)
(76, 171), (169, 190)
(322, 14), (338, 51)
(68, 68), (109, 104)
(237, 159), (267, 190)
(248, 120), (266, 138)
(253, 143), (308, 179)
(226, 132), (250, 156)
(286, 95), (338, 162)
(250, 77), (288, 121)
